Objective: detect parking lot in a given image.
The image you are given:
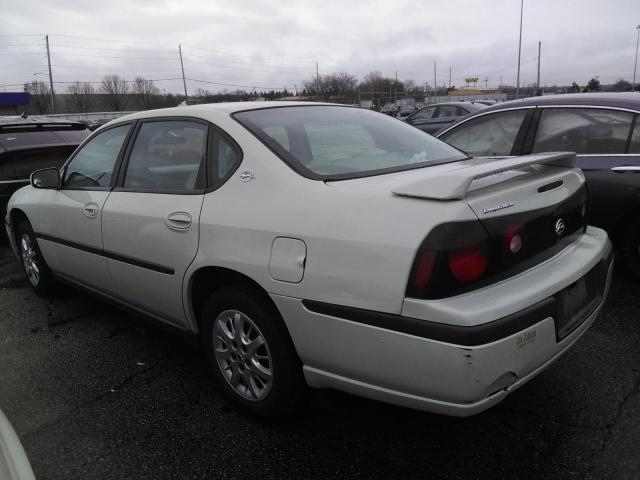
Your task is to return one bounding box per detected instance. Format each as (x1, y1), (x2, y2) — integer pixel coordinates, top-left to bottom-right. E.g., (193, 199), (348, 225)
(0, 239), (638, 480)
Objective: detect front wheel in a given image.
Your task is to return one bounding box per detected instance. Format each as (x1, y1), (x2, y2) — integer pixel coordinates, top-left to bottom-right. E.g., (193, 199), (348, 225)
(201, 287), (304, 418)
(16, 220), (52, 295)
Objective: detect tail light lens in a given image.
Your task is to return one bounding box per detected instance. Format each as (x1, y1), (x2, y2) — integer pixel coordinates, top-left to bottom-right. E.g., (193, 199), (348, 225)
(449, 246), (488, 282)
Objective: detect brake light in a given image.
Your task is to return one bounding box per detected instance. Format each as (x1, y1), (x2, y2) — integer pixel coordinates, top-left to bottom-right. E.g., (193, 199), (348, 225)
(413, 251), (437, 288)
(449, 247), (488, 282)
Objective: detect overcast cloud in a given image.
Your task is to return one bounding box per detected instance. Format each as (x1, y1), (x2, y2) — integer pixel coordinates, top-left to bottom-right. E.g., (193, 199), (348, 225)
(1, 0), (639, 94)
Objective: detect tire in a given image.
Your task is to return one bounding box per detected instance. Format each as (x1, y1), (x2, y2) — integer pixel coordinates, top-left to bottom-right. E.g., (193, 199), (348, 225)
(201, 286), (304, 418)
(15, 220), (53, 295)
(622, 216), (640, 280)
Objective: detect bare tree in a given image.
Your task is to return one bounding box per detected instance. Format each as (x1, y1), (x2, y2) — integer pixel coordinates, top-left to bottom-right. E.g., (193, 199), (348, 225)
(100, 75), (130, 111)
(24, 80), (51, 114)
(66, 81), (96, 113)
(133, 77), (160, 109)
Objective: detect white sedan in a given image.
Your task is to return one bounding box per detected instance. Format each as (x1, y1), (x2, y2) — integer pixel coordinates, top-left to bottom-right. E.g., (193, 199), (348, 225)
(5, 102), (612, 417)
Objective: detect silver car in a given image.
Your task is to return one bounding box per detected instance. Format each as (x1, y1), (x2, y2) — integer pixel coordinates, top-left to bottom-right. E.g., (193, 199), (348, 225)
(5, 102), (612, 417)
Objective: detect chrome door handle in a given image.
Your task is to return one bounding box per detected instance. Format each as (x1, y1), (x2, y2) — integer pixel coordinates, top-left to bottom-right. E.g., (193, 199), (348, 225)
(611, 166), (640, 173)
(166, 212), (192, 231)
(82, 202), (99, 218)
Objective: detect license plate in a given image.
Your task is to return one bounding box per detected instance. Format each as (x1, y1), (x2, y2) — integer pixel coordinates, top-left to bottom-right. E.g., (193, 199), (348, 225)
(556, 277), (594, 340)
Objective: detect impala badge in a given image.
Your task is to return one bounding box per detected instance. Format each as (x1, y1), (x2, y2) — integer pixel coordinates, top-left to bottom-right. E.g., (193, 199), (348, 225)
(554, 218), (566, 236)
(482, 202), (514, 214)
(240, 170), (255, 182)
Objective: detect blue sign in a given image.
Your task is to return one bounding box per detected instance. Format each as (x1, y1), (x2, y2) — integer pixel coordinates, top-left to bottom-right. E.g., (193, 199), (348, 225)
(0, 92), (30, 106)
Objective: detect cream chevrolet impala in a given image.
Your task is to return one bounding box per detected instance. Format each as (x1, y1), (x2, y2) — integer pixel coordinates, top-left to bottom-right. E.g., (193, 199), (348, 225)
(5, 102), (612, 417)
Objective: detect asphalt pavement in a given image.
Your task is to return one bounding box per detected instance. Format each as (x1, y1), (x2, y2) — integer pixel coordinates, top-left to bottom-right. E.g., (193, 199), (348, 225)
(1, 240), (639, 480)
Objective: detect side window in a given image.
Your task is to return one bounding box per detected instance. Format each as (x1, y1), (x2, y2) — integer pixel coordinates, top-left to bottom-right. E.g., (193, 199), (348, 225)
(123, 120), (207, 192)
(626, 116), (640, 153)
(63, 124), (130, 188)
(440, 109), (529, 156)
(412, 107), (436, 120)
(532, 108), (633, 154)
(434, 105), (459, 118)
(211, 131), (241, 182)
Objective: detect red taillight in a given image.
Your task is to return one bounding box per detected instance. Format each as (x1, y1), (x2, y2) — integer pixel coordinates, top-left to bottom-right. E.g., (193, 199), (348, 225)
(413, 251), (437, 288)
(449, 247), (488, 282)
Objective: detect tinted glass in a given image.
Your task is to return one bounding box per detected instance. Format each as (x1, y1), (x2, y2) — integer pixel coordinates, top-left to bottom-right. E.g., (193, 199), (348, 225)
(627, 116), (640, 153)
(440, 109), (528, 156)
(63, 124), (130, 188)
(412, 107), (436, 120)
(435, 105), (459, 118)
(0, 127), (88, 151)
(533, 108), (633, 154)
(235, 106), (466, 179)
(214, 132), (240, 180)
(123, 121), (207, 191)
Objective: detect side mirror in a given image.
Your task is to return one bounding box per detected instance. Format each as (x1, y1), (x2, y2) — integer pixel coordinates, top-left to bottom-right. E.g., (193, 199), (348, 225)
(31, 167), (61, 189)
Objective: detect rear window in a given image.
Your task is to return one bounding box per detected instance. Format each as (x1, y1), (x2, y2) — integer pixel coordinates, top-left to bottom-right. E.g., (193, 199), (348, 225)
(0, 127), (88, 151)
(234, 106), (467, 179)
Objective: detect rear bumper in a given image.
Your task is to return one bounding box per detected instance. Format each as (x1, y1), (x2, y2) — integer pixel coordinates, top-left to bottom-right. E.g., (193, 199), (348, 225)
(272, 227), (613, 416)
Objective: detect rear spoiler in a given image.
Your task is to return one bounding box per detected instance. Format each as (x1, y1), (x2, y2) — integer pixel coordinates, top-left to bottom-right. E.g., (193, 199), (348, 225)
(392, 152), (577, 200)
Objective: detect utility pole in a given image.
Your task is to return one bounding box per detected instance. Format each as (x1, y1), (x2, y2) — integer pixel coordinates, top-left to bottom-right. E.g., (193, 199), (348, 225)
(394, 71), (398, 103)
(536, 41), (542, 91)
(500, 75), (503, 88)
(633, 25), (640, 91)
(485, 76), (488, 88)
(433, 62), (437, 102)
(449, 67), (451, 88)
(45, 34), (55, 113)
(516, 0), (524, 97)
(179, 44), (188, 104)
(315, 61), (319, 101)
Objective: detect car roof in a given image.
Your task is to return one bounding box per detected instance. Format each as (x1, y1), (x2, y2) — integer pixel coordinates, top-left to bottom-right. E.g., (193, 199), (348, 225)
(110, 101), (343, 125)
(436, 92), (640, 137)
(477, 92), (640, 112)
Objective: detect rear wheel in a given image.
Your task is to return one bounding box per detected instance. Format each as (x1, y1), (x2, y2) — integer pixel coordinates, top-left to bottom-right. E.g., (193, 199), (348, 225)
(622, 216), (640, 280)
(201, 287), (304, 418)
(16, 220), (52, 295)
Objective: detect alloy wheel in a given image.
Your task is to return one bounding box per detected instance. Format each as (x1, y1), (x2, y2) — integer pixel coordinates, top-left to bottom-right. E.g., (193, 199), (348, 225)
(213, 309), (273, 401)
(20, 234), (40, 287)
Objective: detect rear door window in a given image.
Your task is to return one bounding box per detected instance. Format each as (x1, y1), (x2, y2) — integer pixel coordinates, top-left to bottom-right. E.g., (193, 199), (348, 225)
(532, 108), (633, 154)
(439, 109), (530, 156)
(122, 120), (207, 192)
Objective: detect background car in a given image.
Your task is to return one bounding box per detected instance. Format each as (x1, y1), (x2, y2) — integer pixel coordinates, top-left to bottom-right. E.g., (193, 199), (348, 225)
(404, 101), (486, 134)
(0, 116), (89, 220)
(396, 104), (416, 119)
(437, 92), (640, 278)
(380, 104), (398, 116)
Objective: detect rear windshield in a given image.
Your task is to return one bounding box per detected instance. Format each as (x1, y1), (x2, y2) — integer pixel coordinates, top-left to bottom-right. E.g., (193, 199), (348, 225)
(234, 106), (467, 179)
(0, 127), (89, 152)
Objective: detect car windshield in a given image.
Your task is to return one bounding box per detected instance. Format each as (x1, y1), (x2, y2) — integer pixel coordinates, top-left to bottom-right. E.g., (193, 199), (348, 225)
(234, 106), (467, 179)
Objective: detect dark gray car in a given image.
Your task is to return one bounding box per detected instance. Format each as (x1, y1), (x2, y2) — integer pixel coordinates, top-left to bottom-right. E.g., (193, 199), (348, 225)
(437, 92), (640, 279)
(404, 102), (486, 135)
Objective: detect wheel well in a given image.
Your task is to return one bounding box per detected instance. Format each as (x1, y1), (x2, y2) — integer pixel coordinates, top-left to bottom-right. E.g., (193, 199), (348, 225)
(9, 208), (28, 239)
(190, 266), (278, 332)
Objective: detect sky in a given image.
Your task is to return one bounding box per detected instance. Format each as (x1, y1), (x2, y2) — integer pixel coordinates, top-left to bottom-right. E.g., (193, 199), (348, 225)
(1, 0), (639, 95)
